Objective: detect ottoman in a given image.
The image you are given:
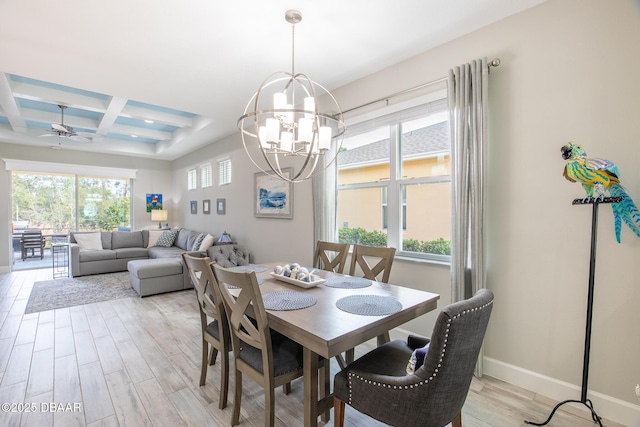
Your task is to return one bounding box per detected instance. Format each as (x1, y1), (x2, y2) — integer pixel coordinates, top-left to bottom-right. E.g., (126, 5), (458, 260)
(128, 258), (185, 297)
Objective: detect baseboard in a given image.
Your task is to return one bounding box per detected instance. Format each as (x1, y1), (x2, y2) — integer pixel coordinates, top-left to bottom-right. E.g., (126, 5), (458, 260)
(0, 266), (11, 274)
(484, 356), (640, 426)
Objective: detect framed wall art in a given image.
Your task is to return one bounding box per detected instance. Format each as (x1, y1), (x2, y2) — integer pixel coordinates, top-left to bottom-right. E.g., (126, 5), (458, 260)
(190, 200), (197, 215)
(254, 168), (293, 219)
(203, 199), (211, 214)
(217, 198), (226, 215)
(146, 193), (162, 212)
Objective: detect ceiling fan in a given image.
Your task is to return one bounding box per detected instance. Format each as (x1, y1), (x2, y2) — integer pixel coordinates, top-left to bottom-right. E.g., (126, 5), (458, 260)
(41, 105), (100, 142)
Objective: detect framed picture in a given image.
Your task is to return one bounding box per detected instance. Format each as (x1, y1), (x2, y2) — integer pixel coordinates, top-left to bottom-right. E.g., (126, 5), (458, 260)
(146, 193), (162, 212)
(217, 198), (226, 215)
(190, 200), (197, 214)
(203, 199), (211, 214)
(254, 168), (293, 219)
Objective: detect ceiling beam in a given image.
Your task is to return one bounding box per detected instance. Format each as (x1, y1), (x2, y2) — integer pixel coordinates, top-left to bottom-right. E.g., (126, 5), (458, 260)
(0, 73), (26, 132)
(96, 96), (127, 136)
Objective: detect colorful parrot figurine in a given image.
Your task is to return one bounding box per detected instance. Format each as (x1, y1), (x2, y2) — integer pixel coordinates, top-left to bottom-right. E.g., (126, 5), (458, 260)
(561, 142), (640, 243)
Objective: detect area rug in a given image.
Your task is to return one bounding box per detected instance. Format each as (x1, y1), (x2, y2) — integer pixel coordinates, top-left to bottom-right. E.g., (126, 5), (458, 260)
(24, 272), (137, 314)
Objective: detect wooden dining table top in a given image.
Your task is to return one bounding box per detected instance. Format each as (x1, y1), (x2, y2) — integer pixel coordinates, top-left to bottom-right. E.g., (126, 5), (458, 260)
(248, 262), (440, 360)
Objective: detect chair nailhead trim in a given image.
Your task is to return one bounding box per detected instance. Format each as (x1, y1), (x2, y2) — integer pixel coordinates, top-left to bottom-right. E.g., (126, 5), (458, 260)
(346, 299), (493, 405)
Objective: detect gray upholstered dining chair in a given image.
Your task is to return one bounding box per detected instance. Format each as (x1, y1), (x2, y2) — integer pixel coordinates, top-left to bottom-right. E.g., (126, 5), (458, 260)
(181, 254), (231, 409)
(313, 240), (350, 274)
(333, 288), (494, 427)
(211, 264), (304, 427)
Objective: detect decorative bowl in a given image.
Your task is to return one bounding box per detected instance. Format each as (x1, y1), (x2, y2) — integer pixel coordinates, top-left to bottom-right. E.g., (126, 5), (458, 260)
(269, 272), (326, 289)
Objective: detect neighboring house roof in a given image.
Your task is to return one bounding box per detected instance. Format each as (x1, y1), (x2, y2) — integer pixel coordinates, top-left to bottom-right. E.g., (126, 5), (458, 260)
(337, 121), (449, 168)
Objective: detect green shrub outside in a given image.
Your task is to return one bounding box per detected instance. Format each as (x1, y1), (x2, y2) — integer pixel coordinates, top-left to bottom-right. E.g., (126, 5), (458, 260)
(338, 227), (451, 255)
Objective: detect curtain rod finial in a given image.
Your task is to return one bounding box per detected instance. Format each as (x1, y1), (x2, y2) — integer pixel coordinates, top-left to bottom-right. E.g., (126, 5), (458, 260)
(489, 58), (501, 68)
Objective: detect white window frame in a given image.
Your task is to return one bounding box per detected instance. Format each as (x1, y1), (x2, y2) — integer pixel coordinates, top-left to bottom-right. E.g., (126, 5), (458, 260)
(201, 163), (212, 188)
(187, 169), (197, 190)
(218, 158), (232, 186)
(338, 91), (451, 262)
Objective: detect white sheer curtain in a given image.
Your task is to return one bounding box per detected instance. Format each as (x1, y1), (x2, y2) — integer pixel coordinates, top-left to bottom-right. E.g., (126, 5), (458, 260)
(448, 58), (489, 375)
(312, 144), (338, 244)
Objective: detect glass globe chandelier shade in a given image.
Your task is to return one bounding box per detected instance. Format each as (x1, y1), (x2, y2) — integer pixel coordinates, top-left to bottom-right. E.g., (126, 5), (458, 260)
(237, 10), (346, 183)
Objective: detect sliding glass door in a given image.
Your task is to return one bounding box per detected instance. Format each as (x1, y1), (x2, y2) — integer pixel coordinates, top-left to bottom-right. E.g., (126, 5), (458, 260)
(12, 171), (131, 235)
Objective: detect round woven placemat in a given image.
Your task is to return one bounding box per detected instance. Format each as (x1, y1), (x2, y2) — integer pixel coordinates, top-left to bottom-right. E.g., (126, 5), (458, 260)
(324, 276), (373, 289)
(336, 295), (402, 316)
(224, 277), (263, 289)
(227, 264), (268, 273)
(263, 291), (317, 311)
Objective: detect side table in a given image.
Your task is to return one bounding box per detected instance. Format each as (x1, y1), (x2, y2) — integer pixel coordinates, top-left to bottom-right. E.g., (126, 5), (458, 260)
(52, 243), (69, 278)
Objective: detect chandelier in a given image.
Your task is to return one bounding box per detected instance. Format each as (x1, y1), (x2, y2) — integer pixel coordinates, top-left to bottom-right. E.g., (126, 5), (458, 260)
(237, 9), (346, 183)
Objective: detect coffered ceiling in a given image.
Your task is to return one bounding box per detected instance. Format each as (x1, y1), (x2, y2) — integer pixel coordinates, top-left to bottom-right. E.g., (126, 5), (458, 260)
(0, 0), (547, 161)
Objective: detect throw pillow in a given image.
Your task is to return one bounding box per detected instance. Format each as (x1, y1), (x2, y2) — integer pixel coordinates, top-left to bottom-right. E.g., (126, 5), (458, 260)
(147, 230), (164, 248)
(198, 234), (215, 251)
(191, 233), (205, 251)
(74, 232), (103, 252)
(155, 230), (178, 247)
(406, 343), (430, 375)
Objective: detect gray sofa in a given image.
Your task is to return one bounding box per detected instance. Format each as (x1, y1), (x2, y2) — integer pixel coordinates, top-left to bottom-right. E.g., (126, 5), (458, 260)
(69, 228), (251, 295)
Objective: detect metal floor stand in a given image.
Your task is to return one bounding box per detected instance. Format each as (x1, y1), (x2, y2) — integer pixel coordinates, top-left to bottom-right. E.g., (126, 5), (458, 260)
(524, 196), (622, 427)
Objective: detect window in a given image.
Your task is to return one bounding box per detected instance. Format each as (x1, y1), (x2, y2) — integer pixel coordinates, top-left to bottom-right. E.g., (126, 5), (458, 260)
(187, 169), (197, 190)
(382, 187), (406, 230)
(201, 163), (212, 188)
(218, 158), (232, 186)
(12, 172), (131, 233)
(337, 94), (451, 261)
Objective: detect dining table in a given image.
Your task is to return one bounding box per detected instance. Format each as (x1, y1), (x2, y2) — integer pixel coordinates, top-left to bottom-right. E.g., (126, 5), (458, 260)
(229, 262), (440, 427)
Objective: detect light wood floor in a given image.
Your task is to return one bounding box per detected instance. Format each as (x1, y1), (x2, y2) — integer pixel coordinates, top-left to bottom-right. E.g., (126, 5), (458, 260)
(0, 268), (624, 427)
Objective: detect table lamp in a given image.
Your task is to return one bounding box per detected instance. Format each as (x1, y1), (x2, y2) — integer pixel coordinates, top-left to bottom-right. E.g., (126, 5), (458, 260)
(151, 209), (168, 229)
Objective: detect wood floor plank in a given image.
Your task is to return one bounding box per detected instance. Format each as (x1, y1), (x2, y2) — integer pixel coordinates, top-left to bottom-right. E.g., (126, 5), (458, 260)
(105, 316), (131, 344)
(2, 343), (34, 386)
(26, 348), (54, 397)
(14, 317), (37, 345)
(115, 339), (154, 384)
(54, 308), (72, 329)
(140, 346), (187, 394)
(69, 306), (91, 333)
(86, 312), (110, 339)
(168, 387), (221, 427)
(135, 378), (188, 427)
(54, 326), (76, 359)
(74, 330), (99, 366)
(33, 321), (54, 352)
(94, 335), (125, 375)
(53, 354), (84, 427)
(20, 390), (54, 427)
(78, 361), (115, 424)
(0, 381), (27, 427)
(104, 369), (152, 427)
(0, 314), (22, 340)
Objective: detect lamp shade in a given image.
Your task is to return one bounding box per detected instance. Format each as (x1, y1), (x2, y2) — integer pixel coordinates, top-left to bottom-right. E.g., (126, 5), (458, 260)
(218, 231), (232, 244)
(151, 210), (168, 221)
